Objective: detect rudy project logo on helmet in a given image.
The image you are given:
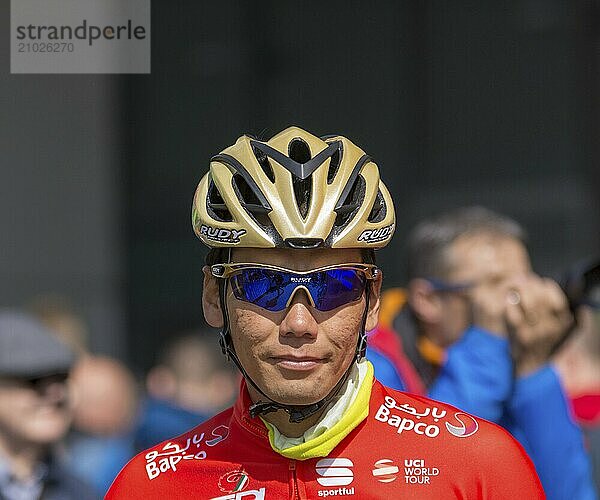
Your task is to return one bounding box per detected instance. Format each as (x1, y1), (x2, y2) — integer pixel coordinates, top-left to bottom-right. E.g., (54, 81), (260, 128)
(200, 224), (246, 244)
(357, 224), (394, 244)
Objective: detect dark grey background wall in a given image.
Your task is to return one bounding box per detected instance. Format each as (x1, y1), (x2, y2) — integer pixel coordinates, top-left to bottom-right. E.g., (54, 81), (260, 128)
(0, 1), (126, 356)
(2, 0), (599, 372)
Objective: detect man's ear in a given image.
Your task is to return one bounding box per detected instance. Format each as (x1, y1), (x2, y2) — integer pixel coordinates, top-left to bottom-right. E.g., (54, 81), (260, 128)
(365, 270), (383, 332)
(407, 278), (442, 324)
(202, 266), (224, 328)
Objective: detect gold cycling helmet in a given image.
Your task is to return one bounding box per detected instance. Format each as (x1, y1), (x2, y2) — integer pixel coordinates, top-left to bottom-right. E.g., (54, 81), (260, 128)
(192, 126), (395, 250)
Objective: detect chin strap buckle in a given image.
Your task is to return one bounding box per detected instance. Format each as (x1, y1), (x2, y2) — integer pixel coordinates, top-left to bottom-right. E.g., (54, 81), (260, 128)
(249, 401), (281, 419)
(249, 400), (323, 423)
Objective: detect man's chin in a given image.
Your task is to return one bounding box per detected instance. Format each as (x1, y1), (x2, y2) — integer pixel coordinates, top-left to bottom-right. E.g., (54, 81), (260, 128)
(264, 383), (333, 407)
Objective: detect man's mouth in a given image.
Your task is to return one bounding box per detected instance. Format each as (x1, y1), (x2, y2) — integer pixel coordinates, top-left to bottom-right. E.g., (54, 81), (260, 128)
(271, 355), (325, 371)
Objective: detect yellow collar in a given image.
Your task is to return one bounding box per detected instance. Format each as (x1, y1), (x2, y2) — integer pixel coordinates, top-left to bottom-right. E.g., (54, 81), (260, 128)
(262, 360), (373, 460)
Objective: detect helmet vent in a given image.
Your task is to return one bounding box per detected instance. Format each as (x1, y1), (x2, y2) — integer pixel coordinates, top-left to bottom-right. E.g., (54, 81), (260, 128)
(288, 138), (311, 164)
(232, 174), (268, 212)
(231, 174), (272, 227)
(334, 175), (365, 228)
(251, 143), (275, 183)
(293, 176), (312, 219)
(207, 180), (233, 222)
(367, 189), (387, 223)
(285, 238), (324, 249)
(327, 144), (342, 184)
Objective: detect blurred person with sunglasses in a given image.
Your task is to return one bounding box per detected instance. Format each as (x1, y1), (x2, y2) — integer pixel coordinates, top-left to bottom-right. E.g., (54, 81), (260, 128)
(108, 128), (543, 499)
(367, 206), (596, 499)
(0, 310), (99, 500)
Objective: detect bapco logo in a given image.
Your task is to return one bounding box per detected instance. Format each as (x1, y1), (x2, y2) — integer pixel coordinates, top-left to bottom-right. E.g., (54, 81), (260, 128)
(372, 459), (399, 483)
(445, 412), (479, 438)
(315, 458), (354, 486)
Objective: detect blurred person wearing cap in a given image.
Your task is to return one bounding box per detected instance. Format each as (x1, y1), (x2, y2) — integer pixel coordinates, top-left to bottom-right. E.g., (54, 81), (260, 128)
(555, 259), (600, 489)
(367, 206), (596, 499)
(0, 310), (99, 500)
(108, 127), (543, 498)
(135, 332), (237, 451)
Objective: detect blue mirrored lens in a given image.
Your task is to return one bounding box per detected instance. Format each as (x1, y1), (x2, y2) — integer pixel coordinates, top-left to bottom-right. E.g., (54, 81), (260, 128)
(230, 268), (366, 311)
(231, 268), (289, 311)
(317, 269), (366, 310)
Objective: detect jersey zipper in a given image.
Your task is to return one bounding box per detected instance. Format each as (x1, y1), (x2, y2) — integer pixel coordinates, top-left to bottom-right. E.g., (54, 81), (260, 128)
(289, 460), (300, 499)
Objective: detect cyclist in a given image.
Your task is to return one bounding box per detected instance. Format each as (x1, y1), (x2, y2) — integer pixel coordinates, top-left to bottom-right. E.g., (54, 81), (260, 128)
(107, 127), (543, 499)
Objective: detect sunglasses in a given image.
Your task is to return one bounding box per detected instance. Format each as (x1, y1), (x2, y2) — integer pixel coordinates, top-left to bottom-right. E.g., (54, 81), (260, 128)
(211, 263), (379, 312)
(0, 372), (69, 391)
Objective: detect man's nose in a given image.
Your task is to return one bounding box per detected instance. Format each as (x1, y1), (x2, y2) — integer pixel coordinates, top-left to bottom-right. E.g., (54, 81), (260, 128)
(280, 289), (319, 338)
(36, 378), (69, 404)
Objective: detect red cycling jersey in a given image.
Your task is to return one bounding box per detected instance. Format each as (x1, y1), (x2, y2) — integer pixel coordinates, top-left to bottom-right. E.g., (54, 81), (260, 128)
(107, 379), (543, 499)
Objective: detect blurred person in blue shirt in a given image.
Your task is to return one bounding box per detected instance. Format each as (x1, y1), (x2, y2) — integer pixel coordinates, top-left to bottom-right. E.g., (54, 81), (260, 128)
(555, 259), (600, 491)
(367, 206), (596, 500)
(135, 332), (237, 451)
(66, 355), (139, 496)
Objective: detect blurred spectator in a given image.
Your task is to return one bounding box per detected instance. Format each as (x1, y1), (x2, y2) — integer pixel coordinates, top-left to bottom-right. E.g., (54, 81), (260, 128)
(367, 206), (595, 500)
(29, 295), (139, 495)
(555, 259), (600, 490)
(66, 356), (139, 495)
(0, 310), (99, 500)
(135, 332), (237, 450)
(28, 295), (89, 356)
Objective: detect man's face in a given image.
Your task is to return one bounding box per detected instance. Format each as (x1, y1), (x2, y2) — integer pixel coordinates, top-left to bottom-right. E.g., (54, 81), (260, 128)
(204, 247), (380, 406)
(0, 374), (72, 448)
(438, 233), (532, 344)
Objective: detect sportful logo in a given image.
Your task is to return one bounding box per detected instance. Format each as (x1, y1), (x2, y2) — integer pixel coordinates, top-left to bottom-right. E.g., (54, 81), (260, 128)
(445, 412), (479, 438)
(372, 459), (399, 483)
(316, 458), (354, 486)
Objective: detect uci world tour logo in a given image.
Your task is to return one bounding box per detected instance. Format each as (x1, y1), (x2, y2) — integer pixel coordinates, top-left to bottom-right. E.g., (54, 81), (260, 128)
(372, 459), (399, 483)
(218, 470), (249, 493)
(445, 412), (479, 438)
